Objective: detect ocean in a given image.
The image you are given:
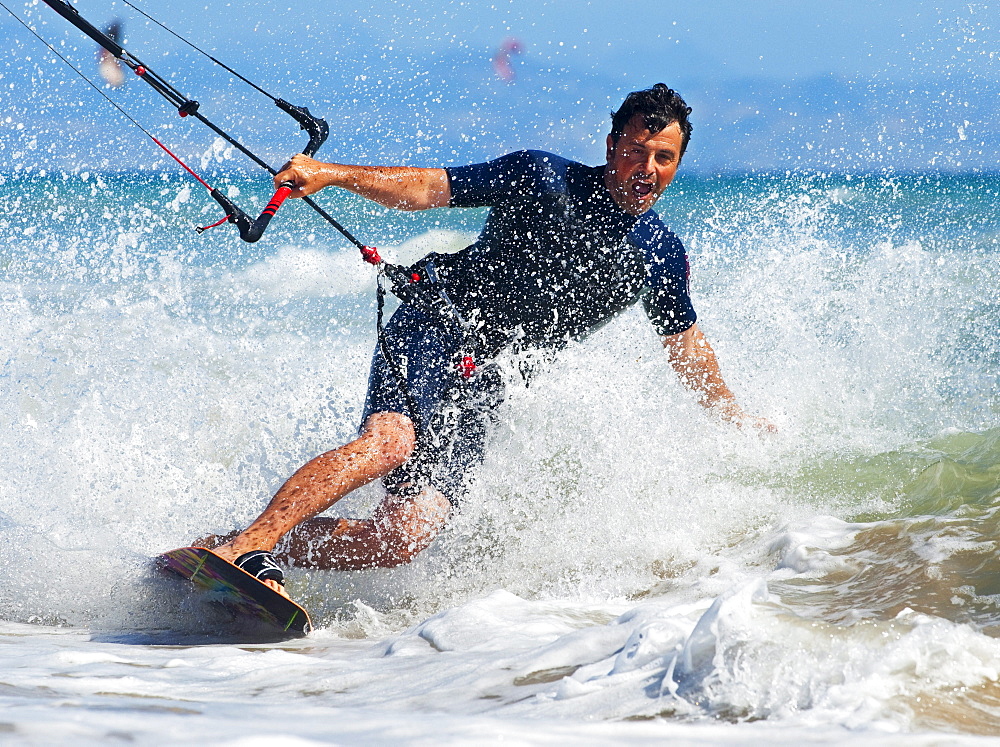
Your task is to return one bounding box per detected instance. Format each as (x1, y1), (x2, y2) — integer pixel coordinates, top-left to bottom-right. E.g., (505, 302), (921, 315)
(0, 167), (998, 744)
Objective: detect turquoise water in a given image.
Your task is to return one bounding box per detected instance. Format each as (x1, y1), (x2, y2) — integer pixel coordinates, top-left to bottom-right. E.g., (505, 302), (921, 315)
(0, 168), (999, 741)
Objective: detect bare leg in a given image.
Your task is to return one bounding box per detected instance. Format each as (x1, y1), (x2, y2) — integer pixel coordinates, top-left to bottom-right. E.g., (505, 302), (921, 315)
(212, 411), (417, 570)
(276, 487), (451, 570)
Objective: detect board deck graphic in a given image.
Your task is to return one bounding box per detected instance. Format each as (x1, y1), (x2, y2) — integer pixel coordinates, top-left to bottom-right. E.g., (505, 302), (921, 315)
(159, 546), (311, 638)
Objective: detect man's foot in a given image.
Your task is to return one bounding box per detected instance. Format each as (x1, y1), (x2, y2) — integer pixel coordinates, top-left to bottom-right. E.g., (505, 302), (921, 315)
(195, 532), (290, 599)
(227, 550), (288, 598)
(232, 550), (290, 599)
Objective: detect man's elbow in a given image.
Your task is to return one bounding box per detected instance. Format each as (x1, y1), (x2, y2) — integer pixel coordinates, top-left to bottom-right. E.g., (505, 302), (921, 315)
(395, 193), (449, 212)
(401, 172), (451, 211)
(661, 323), (698, 359)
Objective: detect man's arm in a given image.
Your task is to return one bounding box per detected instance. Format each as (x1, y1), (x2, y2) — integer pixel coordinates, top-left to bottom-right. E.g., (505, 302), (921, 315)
(663, 323), (775, 432)
(273, 154), (451, 211)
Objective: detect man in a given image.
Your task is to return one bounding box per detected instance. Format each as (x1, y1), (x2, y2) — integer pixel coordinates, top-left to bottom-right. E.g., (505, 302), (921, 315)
(207, 84), (773, 595)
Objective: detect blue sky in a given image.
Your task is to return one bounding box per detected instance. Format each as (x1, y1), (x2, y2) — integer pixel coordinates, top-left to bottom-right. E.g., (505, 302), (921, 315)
(1, 0), (997, 172)
(283, 0), (993, 80)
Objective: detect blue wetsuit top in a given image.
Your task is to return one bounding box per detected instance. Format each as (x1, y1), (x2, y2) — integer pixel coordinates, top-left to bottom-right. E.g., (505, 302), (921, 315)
(434, 150), (697, 353)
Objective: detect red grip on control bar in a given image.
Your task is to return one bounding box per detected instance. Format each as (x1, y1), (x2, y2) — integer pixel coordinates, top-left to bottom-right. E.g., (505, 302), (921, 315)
(262, 183), (293, 217)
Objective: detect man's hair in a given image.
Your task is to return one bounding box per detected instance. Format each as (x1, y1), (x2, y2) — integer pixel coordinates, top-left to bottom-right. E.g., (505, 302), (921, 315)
(610, 83), (693, 160)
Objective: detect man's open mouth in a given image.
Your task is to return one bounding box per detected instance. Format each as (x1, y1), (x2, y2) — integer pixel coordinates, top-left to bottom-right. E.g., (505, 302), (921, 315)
(632, 180), (654, 198)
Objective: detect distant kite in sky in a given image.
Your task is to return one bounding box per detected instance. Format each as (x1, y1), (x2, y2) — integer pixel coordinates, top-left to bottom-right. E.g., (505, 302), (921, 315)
(493, 37), (523, 82)
(98, 19), (124, 88)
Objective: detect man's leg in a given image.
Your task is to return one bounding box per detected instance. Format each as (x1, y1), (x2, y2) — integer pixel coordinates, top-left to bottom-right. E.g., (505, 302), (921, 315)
(274, 486), (451, 571)
(212, 411), (420, 567)
(207, 305), (469, 588)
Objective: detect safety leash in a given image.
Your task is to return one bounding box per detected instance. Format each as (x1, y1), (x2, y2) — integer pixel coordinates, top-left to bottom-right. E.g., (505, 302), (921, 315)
(358, 246), (481, 438)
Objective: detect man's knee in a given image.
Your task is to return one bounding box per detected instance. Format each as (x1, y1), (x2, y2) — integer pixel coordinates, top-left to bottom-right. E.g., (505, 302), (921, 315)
(376, 487), (451, 567)
(362, 411), (417, 471)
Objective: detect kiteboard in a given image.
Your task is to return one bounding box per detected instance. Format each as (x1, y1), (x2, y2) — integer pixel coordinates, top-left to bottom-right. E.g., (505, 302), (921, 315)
(158, 547), (311, 639)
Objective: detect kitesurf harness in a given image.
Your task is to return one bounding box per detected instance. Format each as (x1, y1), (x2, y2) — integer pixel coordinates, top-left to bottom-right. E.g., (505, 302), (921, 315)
(10, 0), (483, 446)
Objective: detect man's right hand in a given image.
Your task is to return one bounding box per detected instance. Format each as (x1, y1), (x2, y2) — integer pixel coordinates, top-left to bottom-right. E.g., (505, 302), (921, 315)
(274, 153), (331, 198)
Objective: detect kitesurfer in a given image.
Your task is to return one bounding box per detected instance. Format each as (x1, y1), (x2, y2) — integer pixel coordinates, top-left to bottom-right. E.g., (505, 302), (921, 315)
(206, 84), (775, 594)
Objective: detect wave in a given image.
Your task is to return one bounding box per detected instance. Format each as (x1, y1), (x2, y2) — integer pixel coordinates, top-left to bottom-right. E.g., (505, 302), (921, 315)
(0, 173), (998, 733)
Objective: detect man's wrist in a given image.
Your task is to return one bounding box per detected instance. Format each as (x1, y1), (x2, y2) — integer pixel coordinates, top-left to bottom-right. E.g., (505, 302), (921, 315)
(708, 397), (742, 422)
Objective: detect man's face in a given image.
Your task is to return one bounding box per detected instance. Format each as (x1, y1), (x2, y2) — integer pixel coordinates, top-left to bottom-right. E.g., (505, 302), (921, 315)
(604, 116), (683, 216)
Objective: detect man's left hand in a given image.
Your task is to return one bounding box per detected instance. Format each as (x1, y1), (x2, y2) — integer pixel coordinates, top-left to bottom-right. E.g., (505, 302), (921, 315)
(715, 402), (778, 433)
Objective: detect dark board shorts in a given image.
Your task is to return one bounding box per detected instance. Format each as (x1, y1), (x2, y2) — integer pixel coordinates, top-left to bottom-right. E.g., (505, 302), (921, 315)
(362, 303), (505, 505)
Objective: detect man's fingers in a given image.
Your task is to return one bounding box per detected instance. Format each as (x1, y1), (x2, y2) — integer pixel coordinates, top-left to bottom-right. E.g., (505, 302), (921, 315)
(274, 166), (300, 191)
(745, 415), (778, 434)
(274, 153), (321, 193)
(726, 409), (778, 434)
(756, 418), (778, 434)
(274, 155), (310, 192)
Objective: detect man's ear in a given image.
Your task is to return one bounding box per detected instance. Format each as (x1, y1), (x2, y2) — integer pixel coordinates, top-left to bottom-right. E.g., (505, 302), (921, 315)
(606, 134), (615, 162)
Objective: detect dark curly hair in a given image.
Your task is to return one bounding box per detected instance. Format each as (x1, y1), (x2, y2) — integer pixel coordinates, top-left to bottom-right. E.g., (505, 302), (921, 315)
(610, 84), (693, 160)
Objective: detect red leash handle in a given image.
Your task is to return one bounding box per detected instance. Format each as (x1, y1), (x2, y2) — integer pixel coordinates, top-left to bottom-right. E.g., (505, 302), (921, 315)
(360, 245), (382, 265)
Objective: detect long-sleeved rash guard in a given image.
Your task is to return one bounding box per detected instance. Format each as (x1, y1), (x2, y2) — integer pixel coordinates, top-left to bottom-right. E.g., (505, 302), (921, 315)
(433, 150), (697, 353)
